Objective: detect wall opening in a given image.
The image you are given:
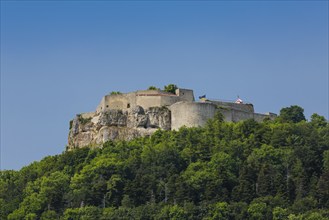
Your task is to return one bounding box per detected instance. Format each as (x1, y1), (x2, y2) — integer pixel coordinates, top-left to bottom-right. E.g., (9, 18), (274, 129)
(127, 103), (130, 108)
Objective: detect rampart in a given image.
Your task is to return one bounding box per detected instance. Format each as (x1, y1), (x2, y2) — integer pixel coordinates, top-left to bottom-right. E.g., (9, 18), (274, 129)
(69, 87), (277, 148)
(170, 100), (276, 130)
(96, 88), (194, 113)
(95, 87), (276, 127)
(171, 102), (217, 130)
(209, 100), (254, 113)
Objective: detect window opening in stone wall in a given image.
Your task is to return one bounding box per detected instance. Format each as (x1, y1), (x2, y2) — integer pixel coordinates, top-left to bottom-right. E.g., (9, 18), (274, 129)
(127, 103), (130, 108)
(106, 105), (109, 108)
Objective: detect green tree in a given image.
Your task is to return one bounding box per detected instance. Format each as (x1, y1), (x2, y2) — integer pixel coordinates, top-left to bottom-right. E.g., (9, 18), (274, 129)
(317, 150), (329, 208)
(164, 84), (178, 94)
(272, 207), (288, 220)
(310, 113), (327, 128)
(279, 105), (306, 123)
(291, 196), (317, 214)
(110, 91), (122, 95)
(2, 109), (329, 219)
(25, 213), (37, 220)
(323, 150), (329, 171)
(148, 86), (159, 90)
(62, 208), (80, 220)
(159, 205), (187, 220)
(40, 210), (57, 220)
(247, 202), (268, 220)
(39, 171), (70, 211)
(208, 202), (229, 219)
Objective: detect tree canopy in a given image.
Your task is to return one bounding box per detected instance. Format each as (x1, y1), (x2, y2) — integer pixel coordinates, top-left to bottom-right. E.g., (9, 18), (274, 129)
(1, 108), (328, 219)
(279, 105), (306, 123)
(148, 86), (159, 90)
(164, 84), (178, 94)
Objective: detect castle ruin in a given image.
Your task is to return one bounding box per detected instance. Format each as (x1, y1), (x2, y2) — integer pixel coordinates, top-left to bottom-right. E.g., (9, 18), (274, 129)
(68, 88), (276, 149)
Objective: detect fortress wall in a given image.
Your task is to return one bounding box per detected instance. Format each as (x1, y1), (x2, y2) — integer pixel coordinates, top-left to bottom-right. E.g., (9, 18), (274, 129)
(136, 90), (164, 95)
(136, 96), (162, 109)
(96, 97), (106, 113)
(104, 94), (129, 110)
(96, 89), (196, 114)
(175, 88), (195, 102)
(171, 102), (216, 130)
(253, 112), (277, 122)
(135, 90), (180, 109)
(218, 108), (233, 122)
(210, 101), (254, 113)
(253, 113), (269, 122)
(231, 109), (254, 122)
(217, 109), (277, 123)
(160, 96), (182, 106)
(126, 93), (138, 108)
(96, 93), (137, 113)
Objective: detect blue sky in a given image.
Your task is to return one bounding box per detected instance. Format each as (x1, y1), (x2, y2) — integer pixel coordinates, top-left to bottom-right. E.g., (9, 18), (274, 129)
(1, 1), (328, 170)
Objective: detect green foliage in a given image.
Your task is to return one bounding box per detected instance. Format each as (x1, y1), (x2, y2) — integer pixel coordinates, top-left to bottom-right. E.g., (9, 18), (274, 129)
(110, 91), (122, 95)
(310, 113), (327, 128)
(77, 114), (92, 125)
(69, 120), (73, 129)
(148, 86), (159, 90)
(323, 150), (329, 171)
(208, 202), (230, 219)
(40, 210), (57, 220)
(279, 105), (306, 123)
(62, 206), (102, 220)
(164, 83), (178, 94)
(2, 110), (329, 219)
(247, 202), (268, 220)
(272, 207), (288, 220)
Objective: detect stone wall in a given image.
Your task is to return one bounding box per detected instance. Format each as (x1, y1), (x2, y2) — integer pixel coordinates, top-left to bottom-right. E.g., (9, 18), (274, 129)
(136, 95), (166, 109)
(216, 108), (277, 123)
(231, 109), (254, 122)
(96, 93), (137, 113)
(253, 112), (277, 122)
(96, 88), (195, 113)
(210, 100), (254, 113)
(70, 87), (277, 149)
(175, 88), (195, 102)
(218, 108), (233, 122)
(170, 101), (217, 130)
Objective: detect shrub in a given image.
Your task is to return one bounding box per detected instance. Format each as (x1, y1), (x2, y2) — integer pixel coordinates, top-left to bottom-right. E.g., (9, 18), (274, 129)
(148, 86), (159, 90)
(164, 84), (178, 94)
(110, 91), (122, 95)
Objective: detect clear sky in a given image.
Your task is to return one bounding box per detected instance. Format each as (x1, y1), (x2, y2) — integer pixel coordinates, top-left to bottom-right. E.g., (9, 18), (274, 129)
(1, 1), (328, 170)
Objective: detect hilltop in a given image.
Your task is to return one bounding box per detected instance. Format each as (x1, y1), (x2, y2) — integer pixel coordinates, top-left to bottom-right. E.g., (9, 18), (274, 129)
(1, 107), (328, 219)
(68, 85), (276, 149)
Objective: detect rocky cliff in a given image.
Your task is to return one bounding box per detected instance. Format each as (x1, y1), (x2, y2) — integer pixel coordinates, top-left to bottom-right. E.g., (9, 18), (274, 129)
(68, 106), (171, 149)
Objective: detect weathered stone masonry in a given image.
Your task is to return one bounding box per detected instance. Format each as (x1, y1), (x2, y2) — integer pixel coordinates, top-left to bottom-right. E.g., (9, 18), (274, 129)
(68, 88), (276, 149)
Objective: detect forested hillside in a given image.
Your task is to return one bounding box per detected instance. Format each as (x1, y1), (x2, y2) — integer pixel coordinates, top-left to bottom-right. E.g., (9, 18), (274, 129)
(1, 106), (328, 219)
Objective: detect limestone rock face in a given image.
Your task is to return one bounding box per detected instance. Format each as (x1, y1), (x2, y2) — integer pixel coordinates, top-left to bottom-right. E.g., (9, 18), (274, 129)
(127, 106), (148, 128)
(99, 109), (127, 127)
(68, 106), (171, 149)
(146, 107), (171, 130)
